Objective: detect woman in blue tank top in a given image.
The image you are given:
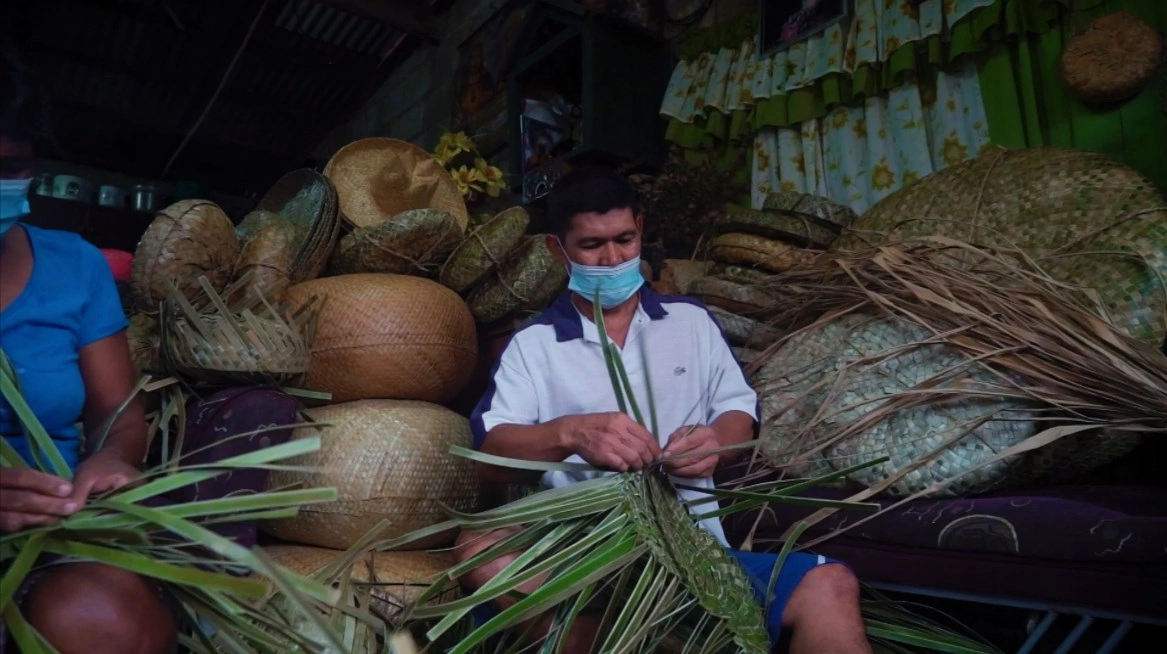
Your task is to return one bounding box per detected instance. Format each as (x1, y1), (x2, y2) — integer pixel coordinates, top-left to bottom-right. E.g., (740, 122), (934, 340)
(0, 38), (176, 654)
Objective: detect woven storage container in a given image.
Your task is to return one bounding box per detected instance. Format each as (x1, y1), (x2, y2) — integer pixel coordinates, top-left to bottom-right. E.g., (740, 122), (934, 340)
(710, 233), (816, 273)
(127, 313), (161, 375)
(262, 545), (459, 622)
(721, 203), (840, 249)
(836, 147), (1167, 344)
(753, 313), (1035, 497)
(707, 306), (784, 349)
(329, 208), (462, 277)
(285, 274), (477, 403)
(324, 137), (469, 232)
(733, 347), (761, 366)
(763, 190), (859, 230)
(234, 221), (298, 303)
(1060, 11), (1163, 106)
(465, 236), (567, 323)
(689, 276), (775, 314)
(132, 200), (238, 312)
(659, 259), (712, 295)
(710, 264), (778, 286)
(261, 400), (479, 549)
(440, 207), (530, 294)
(246, 169), (343, 285)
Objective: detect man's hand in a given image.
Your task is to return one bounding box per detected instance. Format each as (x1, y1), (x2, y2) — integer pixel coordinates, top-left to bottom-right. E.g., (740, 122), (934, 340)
(71, 450), (140, 502)
(661, 425), (720, 479)
(559, 412), (661, 472)
(0, 468), (80, 533)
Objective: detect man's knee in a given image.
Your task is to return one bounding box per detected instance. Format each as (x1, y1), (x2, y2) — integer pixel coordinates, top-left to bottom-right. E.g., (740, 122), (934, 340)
(783, 563), (861, 625)
(26, 563), (176, 654)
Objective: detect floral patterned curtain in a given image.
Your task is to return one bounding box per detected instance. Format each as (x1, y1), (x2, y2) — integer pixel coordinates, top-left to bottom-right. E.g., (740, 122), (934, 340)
(751, 61), (991, 214)
(660, 0), (996, 129)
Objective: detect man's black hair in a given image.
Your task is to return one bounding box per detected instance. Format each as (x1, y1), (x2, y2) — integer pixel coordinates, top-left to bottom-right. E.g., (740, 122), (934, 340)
(545, 166), (640, 240)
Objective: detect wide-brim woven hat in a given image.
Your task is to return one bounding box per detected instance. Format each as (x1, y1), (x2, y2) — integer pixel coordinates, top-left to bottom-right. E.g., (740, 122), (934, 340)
(324, 137), (469, 232)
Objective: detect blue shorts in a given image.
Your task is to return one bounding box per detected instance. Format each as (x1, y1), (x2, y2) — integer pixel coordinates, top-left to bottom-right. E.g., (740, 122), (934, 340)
(470, 548), (838, 645)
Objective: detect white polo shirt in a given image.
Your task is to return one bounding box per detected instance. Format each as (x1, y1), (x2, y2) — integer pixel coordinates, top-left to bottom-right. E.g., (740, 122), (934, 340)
(471, 288), (759, 546)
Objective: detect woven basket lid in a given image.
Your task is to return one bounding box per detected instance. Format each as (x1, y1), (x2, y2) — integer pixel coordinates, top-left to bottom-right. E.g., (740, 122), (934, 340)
(1060, 11), (1164, 106)
(131, 199), (238, 313)
(324, 137), (469, 232)
(329, 208), (462, 277)
(251, 169), (342, 284)
(440, 206), (530, 294)
(465, 236), (566, 323)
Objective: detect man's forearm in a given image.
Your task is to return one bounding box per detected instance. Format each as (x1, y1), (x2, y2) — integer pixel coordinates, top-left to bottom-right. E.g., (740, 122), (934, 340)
(478, 421), (574, 484)
(709, 410), (756, 465)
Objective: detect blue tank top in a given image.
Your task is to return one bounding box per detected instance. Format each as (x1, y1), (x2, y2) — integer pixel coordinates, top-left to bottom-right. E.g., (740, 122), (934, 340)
(1, 225), (129, 471)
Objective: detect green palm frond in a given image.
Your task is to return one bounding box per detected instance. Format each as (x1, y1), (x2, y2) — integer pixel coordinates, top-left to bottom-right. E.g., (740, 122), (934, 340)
(0, 347), (386, 653)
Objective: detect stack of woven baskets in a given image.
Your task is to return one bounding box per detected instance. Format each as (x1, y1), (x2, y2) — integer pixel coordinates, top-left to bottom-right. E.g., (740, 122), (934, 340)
(655, 194), (855, 364)
(438, 206), (569, 325)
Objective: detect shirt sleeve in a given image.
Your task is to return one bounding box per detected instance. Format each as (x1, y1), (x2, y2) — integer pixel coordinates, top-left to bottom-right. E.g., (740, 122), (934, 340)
(702, 312), (760, 425)
(469, 338), (540, 449)
(78, 244), (129, 347)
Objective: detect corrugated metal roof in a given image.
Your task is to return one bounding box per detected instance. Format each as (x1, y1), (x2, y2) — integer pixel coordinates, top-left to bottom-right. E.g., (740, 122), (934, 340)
(9, 0), (430, 194)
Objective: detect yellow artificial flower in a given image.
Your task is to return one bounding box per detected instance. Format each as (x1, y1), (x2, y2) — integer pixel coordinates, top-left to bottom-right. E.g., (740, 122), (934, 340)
(437, 131), (477, 158)
(452, 165), (487, 198)
(475, 158), (506, 197)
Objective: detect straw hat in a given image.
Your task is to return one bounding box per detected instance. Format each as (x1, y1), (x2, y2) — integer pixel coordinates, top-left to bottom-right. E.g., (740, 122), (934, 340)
(1060, 11), (1163, 106)
(324, 137), (469, 232)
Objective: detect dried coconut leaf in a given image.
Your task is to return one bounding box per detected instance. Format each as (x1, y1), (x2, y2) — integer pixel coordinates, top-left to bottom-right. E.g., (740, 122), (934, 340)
(329, 209), (462, 277)
(132, 200), (239, 313)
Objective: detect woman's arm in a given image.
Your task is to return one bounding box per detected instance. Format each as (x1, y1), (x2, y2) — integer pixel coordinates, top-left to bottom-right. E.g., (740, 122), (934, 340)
(72, 331), (147, 498)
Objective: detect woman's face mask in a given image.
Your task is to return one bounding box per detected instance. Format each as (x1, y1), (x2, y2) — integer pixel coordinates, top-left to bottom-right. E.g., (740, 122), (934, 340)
(0, 178), (32, 238)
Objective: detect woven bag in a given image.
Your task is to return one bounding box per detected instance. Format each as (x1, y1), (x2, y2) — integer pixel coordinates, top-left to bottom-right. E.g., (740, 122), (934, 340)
(707, 306), (784, 349)
(465, 236), (567, 323)
(440, 206), (530, 294)
(836, 147), (1167, 344)
(329, 208), (462, 277)
(753, 313), (1035, 497)
(132, 200), (238, 312)
(263, 545), (459, 621)
(285, 274), (477, 403)
(261, 400), (480, 550)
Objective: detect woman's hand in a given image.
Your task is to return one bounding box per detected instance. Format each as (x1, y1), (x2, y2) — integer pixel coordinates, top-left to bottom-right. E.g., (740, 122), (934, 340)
(71, 450), (140, 501)
(0, 467), (80, 533)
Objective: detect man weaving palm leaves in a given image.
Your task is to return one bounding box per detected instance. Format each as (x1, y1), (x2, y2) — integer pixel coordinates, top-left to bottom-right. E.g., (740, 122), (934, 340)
(458, 168), (871, 653)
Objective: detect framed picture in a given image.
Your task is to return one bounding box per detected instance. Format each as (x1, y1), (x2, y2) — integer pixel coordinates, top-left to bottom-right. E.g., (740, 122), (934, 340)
(758, 0), (852, 58)
(452, 1), (531, 135)
(519, 114), (568, 176)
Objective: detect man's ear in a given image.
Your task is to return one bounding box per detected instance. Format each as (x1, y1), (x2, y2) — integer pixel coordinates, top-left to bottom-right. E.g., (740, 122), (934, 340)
(635, 214), (645, 235)
(545, 233), (568, 266)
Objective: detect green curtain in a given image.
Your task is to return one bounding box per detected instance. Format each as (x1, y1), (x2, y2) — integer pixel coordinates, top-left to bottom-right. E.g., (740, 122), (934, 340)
(663, 0), (1070, 153)
(979, 0), (1167, 192)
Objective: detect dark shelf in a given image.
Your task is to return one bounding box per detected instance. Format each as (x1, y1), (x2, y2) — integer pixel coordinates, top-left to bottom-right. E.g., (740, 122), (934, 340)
(25, 195), (155, 253)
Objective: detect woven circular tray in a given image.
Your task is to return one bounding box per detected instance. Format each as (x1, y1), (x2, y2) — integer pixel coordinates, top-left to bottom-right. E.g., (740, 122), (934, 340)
(440, 206), (530, 294)
(329, 208), (462, 277)
(466, 236), (567, 323)
(710, 233), (817, 273)
(719, 204), (840, 250)
(1060, 11), (1164, 106)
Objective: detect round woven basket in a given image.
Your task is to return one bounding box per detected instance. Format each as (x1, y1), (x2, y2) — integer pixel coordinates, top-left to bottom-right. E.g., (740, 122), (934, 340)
(659, 259), (712, 295)
(466, 236), (567, 323)
(261, 400), (480, 549)
(440, 207), (530, 294)
(329, 208), (462, 277)
(753, 313), (1035, 497)
(285, 274), (478, 403)
(689, 276), (775, 315)
(710, 233), (816, 273)
(262, 545), (460, 622)
(720, 203), (841, 249)
(763, 190), (859, 230)
(127, 312), (161, 374)
(132, 200), (238, 312)
(1060, 11), (1164, 106)
(324, 137), (469, 232)
(707, 305), (784, 349)
(835, 147), (1167, 344)
(710, 264), (778, 286)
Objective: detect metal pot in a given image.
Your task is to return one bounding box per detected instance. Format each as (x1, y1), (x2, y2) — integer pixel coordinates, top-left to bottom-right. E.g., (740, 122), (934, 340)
(131, 184), (157, 212)
(98, 185), (128, 209)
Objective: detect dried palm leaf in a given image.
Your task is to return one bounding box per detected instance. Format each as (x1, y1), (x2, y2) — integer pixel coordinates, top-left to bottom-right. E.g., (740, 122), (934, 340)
(159, 271), (321, 386)
(740, 236), (1167, 541)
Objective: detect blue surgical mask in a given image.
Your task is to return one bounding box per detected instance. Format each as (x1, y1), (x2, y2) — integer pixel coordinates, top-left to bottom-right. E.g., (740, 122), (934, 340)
(566, 254), (645, 309)
(0, 178), (33, 237)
